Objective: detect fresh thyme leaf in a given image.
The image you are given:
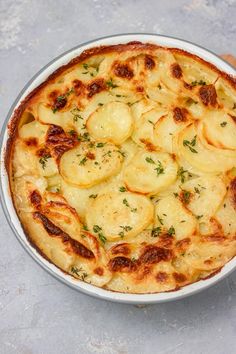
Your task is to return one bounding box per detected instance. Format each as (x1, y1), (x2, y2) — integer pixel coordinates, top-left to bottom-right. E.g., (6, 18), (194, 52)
(118, 150), (126, 157)
(220, 121), (227, 127)
(194, 187), (200, 194)
(77, 132), (90, 142)
(151, 227), (162, 237)
(71, 266), (88, 281)
(196, 214), (203, 220)
(71, 107), (83, 121)
(177, 167), (190, 183)
(93, 225), (102, 233)
(83, 224), (88, 231)
(89, 194), (98, 199)
(96, 142), (106, 148)
(83, 63), (89, 70)
(123, 198), (130, 207)
(183, 135), (198, 153)
(39, 154), (50, 169)
(119, 186), (127, 192)
(148, 120), (155, 125)
(167, 226), (175, 236)
(98, 103), (104, 106)
(157, 215), (164, 225)
(155, 161), (164, 176)
(145, 156), (155, 164)
(181, 190), (191, 204)
(98, 233), (107, 244)
(106, 78), (118, 89)
(191, 80), (206, 86)
(79, 157), (87, 165)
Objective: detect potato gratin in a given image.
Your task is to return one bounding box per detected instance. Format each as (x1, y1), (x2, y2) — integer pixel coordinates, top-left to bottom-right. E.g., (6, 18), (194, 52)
(6, 42), (236, 293)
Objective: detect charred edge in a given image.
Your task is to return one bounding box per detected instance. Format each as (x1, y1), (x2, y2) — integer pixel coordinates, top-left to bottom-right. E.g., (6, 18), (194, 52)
(30, 190), (42, 208)
(145, 55), (155, 70)
(173, 107), (188, 123)
(108, 256), (137, 272)
(110, 243), (131, 256)
(156, 271), (168, 283)
(94, 267), (104, 276)
(172, 272), (187, 283)
(33, 212), (94, 259)
(199, 84), (217, 106)
(72, 79), (85, 96)
(139, 246), (173, 265)
(230, 177), (236, 209)
(114, 63), (134, 79)
(87, 78), (106, 98)
(171, 63), (183, 79)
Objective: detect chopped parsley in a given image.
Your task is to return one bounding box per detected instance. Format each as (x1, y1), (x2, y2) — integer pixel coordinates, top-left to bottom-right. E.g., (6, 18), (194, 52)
(183, 135), (198, 153)
(220, 121), (227, 127)
(83, 224), (89, 231)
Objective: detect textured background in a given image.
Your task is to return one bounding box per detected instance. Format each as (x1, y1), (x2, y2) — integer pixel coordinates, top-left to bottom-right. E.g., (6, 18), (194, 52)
(0, 1), (236, 353)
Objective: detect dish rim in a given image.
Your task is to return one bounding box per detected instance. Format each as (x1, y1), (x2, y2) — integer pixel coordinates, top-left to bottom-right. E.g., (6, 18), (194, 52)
(1, 32), (236, 304)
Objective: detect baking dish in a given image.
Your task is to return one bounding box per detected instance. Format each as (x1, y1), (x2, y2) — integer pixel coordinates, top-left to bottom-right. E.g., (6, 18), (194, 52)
(1, 33), (236, 304)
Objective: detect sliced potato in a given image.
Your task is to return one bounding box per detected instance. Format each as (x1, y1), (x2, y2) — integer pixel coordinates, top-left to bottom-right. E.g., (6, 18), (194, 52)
(153, 111), (188, 153)
(178, 123), (236, 173)
(60, 142), (123, 188)
(86, 192), (154, 241)
(87, 101), (133, 144)
(132, 108), (167, 149)
(19, 120), (48, 144)
(182, 176), (226, 221)
(202, 110), (236, 150)
(154, 195), (197, 240)
(123, 150), (178, 194)
(215, 190), (236, 237)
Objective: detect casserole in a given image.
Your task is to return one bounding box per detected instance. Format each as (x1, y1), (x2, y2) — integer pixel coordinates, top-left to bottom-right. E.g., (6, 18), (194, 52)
(1, 34), (236, 303)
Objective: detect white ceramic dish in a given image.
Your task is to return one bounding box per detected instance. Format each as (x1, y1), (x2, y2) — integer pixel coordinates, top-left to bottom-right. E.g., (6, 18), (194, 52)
(1, 33), (236, 304)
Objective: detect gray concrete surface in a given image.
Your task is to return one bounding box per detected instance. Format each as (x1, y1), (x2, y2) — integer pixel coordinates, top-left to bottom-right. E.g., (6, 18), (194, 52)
(0, 0), (236, 353)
